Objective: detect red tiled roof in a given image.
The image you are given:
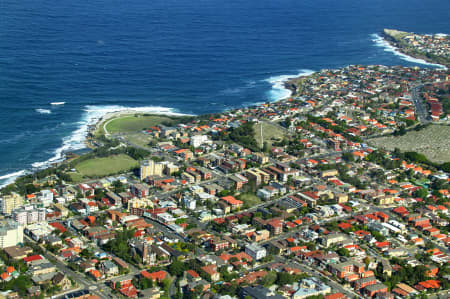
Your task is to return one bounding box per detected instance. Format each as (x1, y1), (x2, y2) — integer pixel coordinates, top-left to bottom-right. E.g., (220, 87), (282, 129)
(23, 255), (43, 263)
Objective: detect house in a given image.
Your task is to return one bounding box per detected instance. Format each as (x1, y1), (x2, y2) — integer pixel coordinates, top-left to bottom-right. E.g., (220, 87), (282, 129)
(3, 245), (32, 260)
(201, 264), (220, 282)
(363, 283), (388, 297)
(52, 272), (72, 291)
(110, 275), (138, 298)
(141, 270), (168, 283)
(89, 269), (102, 281)
(293, 278), (331, 299)
(220, 196), (243, 210)
(239, 285), (285, 299)
(321, 233), (350, 247)
(353, 276), (377, 290)
(328, 261), (365, 279)
(186, 269), (200, 282)
(267, 219), (283, 235)
(100, 260), (119, 277)
(27, 286), (41, 298)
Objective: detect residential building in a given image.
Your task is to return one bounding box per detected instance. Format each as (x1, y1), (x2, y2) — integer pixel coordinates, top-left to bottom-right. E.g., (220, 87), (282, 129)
(293, 278), (331, 299)
(245, 243), (267, 261)
(0, 193), (23, 215)
(0, 219), (23, 248)
(140, 160), (164, 180)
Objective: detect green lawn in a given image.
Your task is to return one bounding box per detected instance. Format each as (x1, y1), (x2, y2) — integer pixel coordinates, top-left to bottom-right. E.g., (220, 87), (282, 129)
(104, 115), (175, 134)
(254, 122), (287, 148)
(75, 154), (139, 177)
(68, 172), (84, 183)
(238, 193), (262, 208)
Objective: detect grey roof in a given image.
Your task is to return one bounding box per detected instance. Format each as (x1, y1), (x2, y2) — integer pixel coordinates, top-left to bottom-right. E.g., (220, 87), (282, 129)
(240, 285), (285, 299)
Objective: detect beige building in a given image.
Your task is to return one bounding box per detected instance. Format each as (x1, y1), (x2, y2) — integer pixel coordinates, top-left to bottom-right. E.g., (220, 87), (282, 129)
(335, 193), (348, 203)
(164, 163), (179, 175)
(246, 169), (270, 185)
(53, 203), (69, 218)
(0, 193), (23, 215)
(321, 169), (339, 178)
(140, 160), (164, 180)
(128, 197), (154, 210)
(253, 152), (269, 164)
(375, 194), (395, 205)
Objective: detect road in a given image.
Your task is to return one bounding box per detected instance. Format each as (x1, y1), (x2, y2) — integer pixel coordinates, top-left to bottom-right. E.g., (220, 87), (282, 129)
(25, 233), (146, 299)
(410, 83), (431, 124)
(269, 255), (360, 298)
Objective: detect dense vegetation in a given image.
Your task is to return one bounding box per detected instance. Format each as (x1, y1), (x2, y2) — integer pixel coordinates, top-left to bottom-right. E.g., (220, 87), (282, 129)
(216, 122), (259, 151)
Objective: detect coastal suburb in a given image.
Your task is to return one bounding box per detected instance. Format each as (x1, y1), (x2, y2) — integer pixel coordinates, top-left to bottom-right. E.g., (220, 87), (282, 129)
(0, 29), (449, 299)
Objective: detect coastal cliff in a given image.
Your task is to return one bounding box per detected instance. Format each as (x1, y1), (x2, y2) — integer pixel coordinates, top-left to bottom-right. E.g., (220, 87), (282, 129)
(382, 29), (450, 68)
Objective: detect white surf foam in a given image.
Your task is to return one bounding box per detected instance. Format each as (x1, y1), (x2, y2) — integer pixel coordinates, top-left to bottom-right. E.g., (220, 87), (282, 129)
(50, 102), (66, 105)
(0, 170), (29, 188)
(371, 33), (447, 69)
(29, 104), (189, 171)
(36, 108), (52, 114)
(265, 69), (315, 102)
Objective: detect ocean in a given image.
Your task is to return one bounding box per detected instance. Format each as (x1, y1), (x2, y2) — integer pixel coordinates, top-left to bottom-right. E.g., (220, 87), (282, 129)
(0, 0), (449, 186)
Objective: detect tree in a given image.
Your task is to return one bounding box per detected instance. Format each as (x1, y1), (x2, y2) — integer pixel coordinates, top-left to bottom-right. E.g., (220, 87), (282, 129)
(276, 272), (294, 285)
(413, 188), (428, 199)
(263, 141), (270, 153)
(261, 271), (277, 286)
(112, 180), (125, 193)
(168, 259), (186, 277)
(337, 247), (350, 257)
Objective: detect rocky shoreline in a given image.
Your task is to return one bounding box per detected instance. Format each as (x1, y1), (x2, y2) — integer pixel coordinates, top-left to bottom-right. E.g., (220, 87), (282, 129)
(382, 29), (449, 68)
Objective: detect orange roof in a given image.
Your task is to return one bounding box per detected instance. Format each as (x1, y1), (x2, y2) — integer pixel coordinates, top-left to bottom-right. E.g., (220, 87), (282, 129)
(148, 270), (167, 281)
(186, 270), (199, 278)
(220, 196), (243, 205)
(325, 293), (347, 299)
(401, 184), (414, 189)
(438, 189), (448, 195)
(352, 151), (364, 157)
(6, 266), (15, 274)
(418, 280), (440, 289)
(290, 246), (304, 252)
(293, 219), (302, 225)
(89, 269), (101, 278)
(0, 273), (9, 280)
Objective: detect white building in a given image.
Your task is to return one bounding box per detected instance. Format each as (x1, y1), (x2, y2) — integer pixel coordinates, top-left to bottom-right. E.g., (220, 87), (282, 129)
(12, 205), (46, 226)
(0, 220), (24, 248)
(245, 243), (267, 261)
(40, 190), (54, 207)
(183, 196), (196, 210)
(190, 135), (210, 148)
(24, 223), (54, 242)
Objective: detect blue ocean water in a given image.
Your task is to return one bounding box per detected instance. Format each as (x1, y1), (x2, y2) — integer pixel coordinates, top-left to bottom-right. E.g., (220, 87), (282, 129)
(0, 0), (449, 186)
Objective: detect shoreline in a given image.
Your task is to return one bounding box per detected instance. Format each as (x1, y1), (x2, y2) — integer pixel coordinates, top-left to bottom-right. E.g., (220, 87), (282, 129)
(0, 106), (193, 189)
(381, 29), (449, 69)
(85, 109), (194, 148)
(0, 75), (303, 189)
(0, 59), (446, 190)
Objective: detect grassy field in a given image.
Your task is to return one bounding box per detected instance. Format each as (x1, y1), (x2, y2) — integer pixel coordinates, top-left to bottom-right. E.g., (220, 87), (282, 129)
(104, 115), (175, 134)
(124, 133), (154, 149)
(75, 154), (139, 177)
(68, 172), (84, 183)
(253, 122), (287, 148)
(368, 125), (450, 164)
(238, 193), (262, 208)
